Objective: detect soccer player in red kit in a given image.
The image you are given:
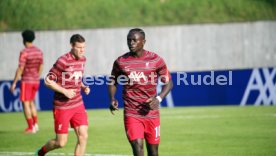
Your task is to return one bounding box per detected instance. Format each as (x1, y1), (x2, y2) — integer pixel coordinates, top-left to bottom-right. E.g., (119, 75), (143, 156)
(108, 28), (173, 156)
(36, 34), (90, 156)
(10, 30), (43, 134)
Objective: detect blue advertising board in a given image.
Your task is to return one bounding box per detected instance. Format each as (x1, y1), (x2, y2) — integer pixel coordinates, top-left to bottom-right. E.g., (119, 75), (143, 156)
(0, 67), (275, 112)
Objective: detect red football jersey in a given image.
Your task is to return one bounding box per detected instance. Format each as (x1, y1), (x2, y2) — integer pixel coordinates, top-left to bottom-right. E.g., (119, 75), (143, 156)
(19, 46), (43, 83)
(111, 50), (171, 118)
(49, 52), (86, 109)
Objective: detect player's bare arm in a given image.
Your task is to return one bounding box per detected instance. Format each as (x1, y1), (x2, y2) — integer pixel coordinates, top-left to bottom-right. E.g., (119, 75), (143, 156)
(44, 76), (76, 99)
(108, 84), (119, 115)
(146, 79), (173, 110)
(38, 64), (43, 76)
(10, 66), (24, 93)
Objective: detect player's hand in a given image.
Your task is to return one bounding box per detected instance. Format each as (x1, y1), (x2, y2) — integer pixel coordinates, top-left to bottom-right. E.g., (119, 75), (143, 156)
(146, 97), (160, 110)
(10, 83), (16, 93)
(63, 89), (76, 99)
(109, 99), (119, 115)
(82, 86), (90, 95)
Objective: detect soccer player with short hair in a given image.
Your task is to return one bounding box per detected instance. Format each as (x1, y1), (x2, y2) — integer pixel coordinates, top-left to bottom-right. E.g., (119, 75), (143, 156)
(10, 29), (43, 134)
(36, 34), (90, 156)
(108, 28), (173, 156)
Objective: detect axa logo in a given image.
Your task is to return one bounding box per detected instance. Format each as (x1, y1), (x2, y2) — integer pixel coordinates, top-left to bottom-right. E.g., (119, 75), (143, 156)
(61, 71), (83, 85)
(62, 71), (82, 81)
(241, 68), (276, 106)
(128, 71), (147, 82)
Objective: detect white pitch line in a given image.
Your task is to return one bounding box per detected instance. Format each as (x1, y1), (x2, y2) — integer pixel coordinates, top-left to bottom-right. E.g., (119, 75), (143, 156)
(165, 115), (220, 119)
(165, 113), (276, 119)
(0, 152), (131, 156)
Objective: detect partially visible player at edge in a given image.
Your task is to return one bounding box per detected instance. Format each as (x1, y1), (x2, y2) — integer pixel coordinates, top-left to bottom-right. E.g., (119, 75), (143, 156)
(10, 30), (43, 134)
(36, 34), (90, 156)
(108, 28), (173, 156)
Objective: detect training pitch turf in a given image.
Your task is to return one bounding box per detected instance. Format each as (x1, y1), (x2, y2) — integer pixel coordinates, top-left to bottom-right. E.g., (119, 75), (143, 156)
(0, 106), (275, 156)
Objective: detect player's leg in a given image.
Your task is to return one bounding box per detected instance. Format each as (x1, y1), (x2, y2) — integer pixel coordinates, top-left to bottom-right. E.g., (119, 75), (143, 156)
(37, 108), (71, 155)
(74, 125), (88, 155)
(37, 134), (68, 156)
(124, 116), (145, 156)
(30, 100), (37, 119)
(22, 101), (35, 132)
(47, 134), (68, 149)
(30, 100), (39, 130)
(20, 82), (35, 132)
(130, 139), (144, 156)
(146, 143), (159, 156)
(22, 101), (32, 119)
(71, 104), (89, 155)
(144, 118), (160, 156)
(30, 83), (39, 130)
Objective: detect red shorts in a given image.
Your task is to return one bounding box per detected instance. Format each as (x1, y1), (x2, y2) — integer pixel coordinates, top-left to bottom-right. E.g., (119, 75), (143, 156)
(53, 104), (88, 134)
(124, 116), (160, 144)
(20, 82), (39, 102)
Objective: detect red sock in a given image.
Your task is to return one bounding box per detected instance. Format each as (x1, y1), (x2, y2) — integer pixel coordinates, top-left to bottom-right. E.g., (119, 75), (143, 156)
(26, 118), (33, 129)
(33, 116), (38, 125)
(38, 145), (47, 156)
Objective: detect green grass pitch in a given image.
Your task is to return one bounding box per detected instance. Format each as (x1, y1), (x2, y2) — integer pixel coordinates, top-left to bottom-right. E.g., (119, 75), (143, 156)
(0, 106), (276, 156)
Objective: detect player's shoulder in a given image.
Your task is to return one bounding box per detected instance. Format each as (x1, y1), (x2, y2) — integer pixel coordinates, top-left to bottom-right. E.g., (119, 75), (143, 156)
(58, 52), (86, 63)
(21, 46), (43, 55)
(146, 50), (158, 57)
(81, 56), (86, 61)
(59, 52), (69, 59)
(32, 45), (43, 54)
(20, 47), (28, 54)
(56, 52), (70, 64)
(78, 56), (86, 64)
(116, 52), (131, 62)
(19, 48), (30, 59)
(145, 50), (162, 60)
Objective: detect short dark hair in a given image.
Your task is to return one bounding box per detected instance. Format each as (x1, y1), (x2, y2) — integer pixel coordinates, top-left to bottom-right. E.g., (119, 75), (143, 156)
(70, 34), (85, 45)
(128, 28), (145, 39)
(22, 30), (35, 42)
